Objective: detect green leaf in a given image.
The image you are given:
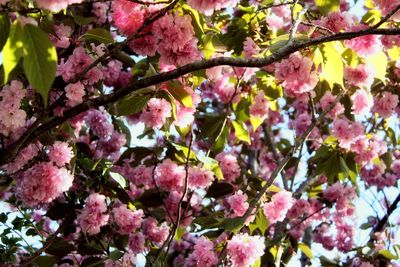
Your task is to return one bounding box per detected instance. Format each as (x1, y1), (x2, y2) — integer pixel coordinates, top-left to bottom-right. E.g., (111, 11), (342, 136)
(379, 249), (398, 260)
(109, 250), (124, 261)
(320, 42), (344, 89)
(2, 21), (23, 84)
(109, 172), (127, 188)
(315, 0), (340, 15)
(0, 14), (10, 51)
(157, 90), (177, 120)
(84, 28), (114, 44)
(366, 51), (387, 83)
(115, 94), (152, 116)
(22, 24), (57, 106)
(221, 217), (245, 232)
(251, 257), (261, 267)
(73, 15), (95, 26)
(197, 154), (224, 180)
(250, 116), (264, 131)
(205, 182), (234, 198)
(212, 121), (229, 153)
(232, 120), (251, 144)
(298, 243), (314, 259)
(45, 237), (75, 258)
(181, 4), (205, 40)
(167, 80), (193, 108)
(168, 141), (196, 161)
(249, 209), (268, 235)
(34, 256), (57, 267)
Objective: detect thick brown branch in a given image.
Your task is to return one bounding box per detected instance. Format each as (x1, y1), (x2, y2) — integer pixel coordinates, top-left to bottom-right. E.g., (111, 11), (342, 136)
(1, 27), (400, 165)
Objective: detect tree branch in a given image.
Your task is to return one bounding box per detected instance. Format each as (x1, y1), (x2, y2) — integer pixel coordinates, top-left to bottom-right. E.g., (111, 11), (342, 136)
(1, 27), (400, 166)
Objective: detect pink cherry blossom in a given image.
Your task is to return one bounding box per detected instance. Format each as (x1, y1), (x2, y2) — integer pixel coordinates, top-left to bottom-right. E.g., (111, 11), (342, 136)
(48, 141), (73, 167)
(263, 190), (295, 225)
(319, 91), (344, 119)
(36, 0), (83, 12)
(351, 89), (373, 115)
(78, 193), (110, 235)
(226, 190), (249, 217)
(216, 153), (241, 182)
(275, 52), (318, 96)
(113, 204), (144, 235)
(142, 218), (169, 246)
(344, 26), (381, 57)
(372, 92), (399, 118)
(344, 64), (375, 88)
(187, 0), (238, 15)
(249, 91), (269, 120)
(155, 159), (185, 192)
(243, 37), (260, 58)
(112, 0), (144, 36)
(185, 236), (218, 267)
(188, 165), (214, 189)
(16, 162), (74, 207)
(227, 233), (265, 267)
(140, 98), (172, 129)
(65, 82), (85, 107)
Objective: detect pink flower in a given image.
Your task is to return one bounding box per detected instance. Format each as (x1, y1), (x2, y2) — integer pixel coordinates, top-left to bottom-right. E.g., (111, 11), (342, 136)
(142, 218), (169, 246)
(275, 52), (318, 96)
(227, 233), (265, 267)
(129, 32), (159, 57)
(188, 165), (214, 189)
(49, 24), (72, 48)
(112, 0), (144, 36)
(152, 13), (200, 66)
(266, 4), (291, 31)
(187, 0), (238, 15)
(140, 98), (172, 129)
(48, 141), (73, 167)
(344, 26), (381, 57)
(372, 92), (399, 118)
(78, 193), (109, 235)
(57, 47), (103, 84)
(216, 153), (241, 182)
(155, 159), (185, 192)
(35, 0), (83, 12)
(294, 113), (312, 136)
(113, 204), (144, 235)
(92, 2), (109, 24)
(214, 75), (239, 103)
(95, 132), (126, 160)
(344, 64), (374, 88)
(374, 0), (400, 21)
(4, 143), (40, 174)
(263, 190), (294, 225)
(85, 109), (114, 138)
(103, 60), (123, 86)
(185, 237), (218, 267)
(175, 103), (196, 127)
(65, 82), (85, 107)
(0, 80), (27, 136)
(226, 191), (249, 217)
(243, 37), (260, 58)
(128, 232), (146, 254)
(332, 119), (364, 149)
(249, 91), (269, 120)
(16, 162), (74, 207)
(317, 11), (355, 33)
(319, 91), (344, 119)
(351, 89), (373, 115)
